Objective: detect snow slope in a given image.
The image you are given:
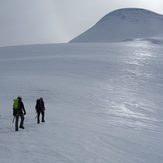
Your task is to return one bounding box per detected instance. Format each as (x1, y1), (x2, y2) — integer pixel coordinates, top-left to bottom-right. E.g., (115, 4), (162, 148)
(70, 8), (163, 42)
(0, 41), (163, 163)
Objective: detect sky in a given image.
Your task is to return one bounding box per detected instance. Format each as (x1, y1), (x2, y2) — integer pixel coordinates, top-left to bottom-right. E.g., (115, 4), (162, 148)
(0, 0), (163, 46)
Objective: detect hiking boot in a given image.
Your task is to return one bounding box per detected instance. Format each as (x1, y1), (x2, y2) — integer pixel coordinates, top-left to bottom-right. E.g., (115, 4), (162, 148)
(20, 126), (24, 129)
(42, 120), (45, 122)
(15, 129), (18, 131)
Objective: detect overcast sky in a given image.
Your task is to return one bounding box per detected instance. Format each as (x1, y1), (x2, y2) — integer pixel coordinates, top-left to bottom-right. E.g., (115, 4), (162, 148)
(0, 0), (163, 46)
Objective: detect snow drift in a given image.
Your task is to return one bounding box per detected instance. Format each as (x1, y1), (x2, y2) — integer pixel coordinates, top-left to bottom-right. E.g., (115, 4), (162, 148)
(0, 41), (163, 162)
(70, 8), (163, 43)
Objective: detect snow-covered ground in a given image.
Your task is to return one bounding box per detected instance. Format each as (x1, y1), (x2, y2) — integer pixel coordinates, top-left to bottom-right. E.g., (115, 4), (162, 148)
(0, 41), (163, 163)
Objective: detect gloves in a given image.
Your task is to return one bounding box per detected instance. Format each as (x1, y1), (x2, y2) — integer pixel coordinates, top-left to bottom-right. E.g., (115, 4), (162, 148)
(24, 112), (26, 115)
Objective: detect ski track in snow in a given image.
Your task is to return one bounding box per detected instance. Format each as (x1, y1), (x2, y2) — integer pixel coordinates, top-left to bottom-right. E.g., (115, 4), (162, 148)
(0, 42), (163, 163)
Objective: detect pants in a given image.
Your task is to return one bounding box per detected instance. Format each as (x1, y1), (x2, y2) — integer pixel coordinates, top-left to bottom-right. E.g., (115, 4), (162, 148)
(37, 111), (45, 123)
(15, 114), (24, 131)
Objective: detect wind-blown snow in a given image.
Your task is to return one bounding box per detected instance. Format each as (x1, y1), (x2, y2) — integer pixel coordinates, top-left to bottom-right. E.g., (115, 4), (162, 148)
(0, 42), (163, 163)
(70, 8), (163, 43)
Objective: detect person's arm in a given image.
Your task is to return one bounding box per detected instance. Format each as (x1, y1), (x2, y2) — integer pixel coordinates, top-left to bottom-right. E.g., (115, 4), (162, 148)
(21, 102), (26, 115)
(42, 100), (45, 110)
(13, 108), (16, 116)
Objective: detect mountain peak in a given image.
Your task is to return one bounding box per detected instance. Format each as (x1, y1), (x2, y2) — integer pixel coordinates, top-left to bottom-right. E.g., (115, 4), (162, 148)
(109, 8), (159, 15)
(100, 8), (162, 22)
(70, 8), (163, 43)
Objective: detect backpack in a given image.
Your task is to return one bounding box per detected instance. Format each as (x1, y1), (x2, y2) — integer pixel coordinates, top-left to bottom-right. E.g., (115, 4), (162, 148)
(13, 99), (19, 110)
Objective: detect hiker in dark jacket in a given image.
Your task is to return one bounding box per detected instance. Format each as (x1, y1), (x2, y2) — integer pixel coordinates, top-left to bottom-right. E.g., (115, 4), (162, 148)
(35, 97), (45, 123)
(13, 96), (26, 131)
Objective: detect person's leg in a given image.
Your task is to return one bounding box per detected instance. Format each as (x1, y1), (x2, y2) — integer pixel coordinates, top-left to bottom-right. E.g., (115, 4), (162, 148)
(37, 112), (40, 123)
(41, 111), (45, 122)
(15, 115), (19, 131)
(20, 114), (24, 129)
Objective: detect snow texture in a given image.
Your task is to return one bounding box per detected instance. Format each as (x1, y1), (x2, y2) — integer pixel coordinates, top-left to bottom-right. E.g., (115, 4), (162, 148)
(70, 8), (163, 43)
(0, 41), (163, 163)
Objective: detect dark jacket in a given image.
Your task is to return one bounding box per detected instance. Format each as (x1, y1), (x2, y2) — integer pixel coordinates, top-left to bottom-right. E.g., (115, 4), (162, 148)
(35, 99), (45, 113)
(18, 100), (26, 115)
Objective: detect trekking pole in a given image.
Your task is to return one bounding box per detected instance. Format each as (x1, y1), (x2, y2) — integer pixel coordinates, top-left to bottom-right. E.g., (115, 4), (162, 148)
(12, 116), (15, 124)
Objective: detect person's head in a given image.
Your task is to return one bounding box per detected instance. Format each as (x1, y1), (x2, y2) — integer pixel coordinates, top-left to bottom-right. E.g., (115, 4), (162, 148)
(17, 96), (22, 101)
(40, 97), (43, 101)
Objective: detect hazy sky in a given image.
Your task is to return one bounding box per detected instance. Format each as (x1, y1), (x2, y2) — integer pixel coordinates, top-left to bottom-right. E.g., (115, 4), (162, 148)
(0, 0), (163, 46)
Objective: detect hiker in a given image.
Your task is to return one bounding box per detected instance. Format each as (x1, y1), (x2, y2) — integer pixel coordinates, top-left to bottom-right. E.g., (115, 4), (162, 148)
(35, 97), (45, 123)
(13, 96), (26, 131)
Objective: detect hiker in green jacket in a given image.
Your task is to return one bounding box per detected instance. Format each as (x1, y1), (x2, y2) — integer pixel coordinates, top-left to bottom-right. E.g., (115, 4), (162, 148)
(13, 96), (26, 131)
